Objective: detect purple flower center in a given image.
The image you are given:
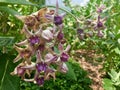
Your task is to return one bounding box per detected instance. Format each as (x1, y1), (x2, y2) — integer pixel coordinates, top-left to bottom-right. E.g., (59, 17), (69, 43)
(97, 21), (103, 28)
(77, 29), (84, 34)
(57, 32), (64, 40)
(36, 77), (44, 86)
(36, 62), (47, 72)
(54, 16), (63, 25)
(60, 52), (69, 62)
(77, 29), (84, 40)
(29, 36), (40, 45)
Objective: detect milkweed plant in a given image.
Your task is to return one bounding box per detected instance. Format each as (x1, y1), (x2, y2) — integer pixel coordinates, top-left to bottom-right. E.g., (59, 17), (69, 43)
(10, 0), (106, 86)
(10, 0), (71, 86)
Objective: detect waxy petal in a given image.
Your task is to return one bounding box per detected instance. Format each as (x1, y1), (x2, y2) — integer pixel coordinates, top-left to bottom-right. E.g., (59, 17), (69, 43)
(60, 13), (66, 18)
(97, 30), (104, 37)
(14, 54), (22, 63)
(26, 57), (32, 65)
(15, 39), (28, 46)
(22, 62), (36, 70)
(23, 25), (33, 38)
(15, 15), (26, 22)
(58, 43), (64, 51)
(42, 29), (53, 41)
(24, 78), (34, 82)
(45, 53), (58, 64)
(36, 50), (42, 63)
(45, 53), (54, 60)
(11, 62), (26, 76)
(44, 68), (56, 81)
(45, 14), (53, 21)
(14, 45), (23, 53)
(64, 45), (71, 52)
(60, 63), (68, 73)
(35, 27), (42, 36)
(55, 0), (59, 15)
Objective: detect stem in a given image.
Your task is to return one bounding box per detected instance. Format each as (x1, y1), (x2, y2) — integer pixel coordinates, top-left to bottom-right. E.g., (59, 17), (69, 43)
(41, 5), (79, 21)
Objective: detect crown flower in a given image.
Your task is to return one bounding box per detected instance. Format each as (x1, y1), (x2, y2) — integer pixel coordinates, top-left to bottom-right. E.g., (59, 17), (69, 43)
(11, 0), (71, 86)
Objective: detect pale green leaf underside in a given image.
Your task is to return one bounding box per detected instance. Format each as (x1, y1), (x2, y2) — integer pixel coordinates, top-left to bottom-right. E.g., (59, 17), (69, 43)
(0, 37), (15, 46)
(0, 53), (20, 90)
(0, 6), (21, 15)
(0, 0), (35, 5)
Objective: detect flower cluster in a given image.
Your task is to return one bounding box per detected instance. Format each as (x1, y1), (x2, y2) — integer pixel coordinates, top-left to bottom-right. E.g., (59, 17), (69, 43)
(77, 4), (106, 40)
(11, 0), (70, 86)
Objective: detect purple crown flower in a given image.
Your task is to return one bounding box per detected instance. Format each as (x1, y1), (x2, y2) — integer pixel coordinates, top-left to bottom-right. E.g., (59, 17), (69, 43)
(17, 66), (26, 77)
(77, 29), (84, 34)
(97, 21), (103, 28)
(35, 77), (44, 86)
(57, 31), (64, 40)
(36, 62), (47, 72)
(54, 16), (63, 25)
(29, 36), (40, 46)
(97, 30), (104, 37)
(60, 52), (69, 62)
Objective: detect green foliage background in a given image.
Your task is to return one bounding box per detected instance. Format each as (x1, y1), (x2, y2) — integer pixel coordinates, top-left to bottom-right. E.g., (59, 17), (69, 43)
(0, 0), (120, 90)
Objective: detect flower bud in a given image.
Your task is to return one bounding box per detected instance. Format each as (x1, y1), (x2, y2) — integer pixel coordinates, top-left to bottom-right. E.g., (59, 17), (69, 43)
(60, 63), (68, 73)
(36, 62), (47, 72)
(42, 29), (53, 41)
(17, 66), (26, 77)
(60, 52), (69, 62)
(57, 31), (64, 40)
(35, 77), (44, 86)
(29, 36), (40, 46)
(54, 16), (63, 25)
(97, 21), (103, 28)
(97, 30), (104, 37)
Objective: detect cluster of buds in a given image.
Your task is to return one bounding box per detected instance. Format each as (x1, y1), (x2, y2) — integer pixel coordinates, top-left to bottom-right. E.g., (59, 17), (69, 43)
(77, 4), (106, 40)
(11, 0), (70, 86)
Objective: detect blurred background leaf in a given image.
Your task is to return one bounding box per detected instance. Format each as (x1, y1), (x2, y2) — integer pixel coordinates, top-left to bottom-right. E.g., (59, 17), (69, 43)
(0, 0), (35, 5)
(0, 52), (20, 90)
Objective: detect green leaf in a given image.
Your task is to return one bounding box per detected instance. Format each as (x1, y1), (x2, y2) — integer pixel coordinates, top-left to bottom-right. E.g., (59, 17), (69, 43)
(0, 0), (35, 5)
(108, 69), (120, 86)
(118, 38), (120, 44)
(0, 6), (21, 15)
(0, 37), (15, 47)
(0, 53), (20, 90)
(54, 47), (60, 54)
(103, 78), (116, 90)
(114, 47), (120, 55)
(108, 69), (118, 80)
(65, 62), (77, 81)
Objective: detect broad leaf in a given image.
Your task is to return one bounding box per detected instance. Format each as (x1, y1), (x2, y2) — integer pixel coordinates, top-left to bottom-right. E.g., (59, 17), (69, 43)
(0, 52), (20, 90)
(0, 6), (21, 15)
(65, 62), (77, 81)
(103, 78), (116, 90)
(114, 48), (120, 55)
(118, 38), (120, 44)
(0, 0), (35, 5)
(0, 37), (14, 47)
